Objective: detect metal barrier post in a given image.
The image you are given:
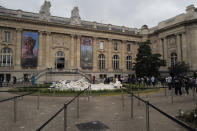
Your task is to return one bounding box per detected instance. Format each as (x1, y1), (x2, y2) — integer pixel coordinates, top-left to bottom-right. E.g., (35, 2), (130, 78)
(77, 96), (79, 119)
(146, 101), (150, 131)
(193, 87), (195, 101)
(121, 86), (125, 109)
(64, 104), (67, 131)
(88, 85), (90, 102)
(90, 85), (91, 95)
(138, 87), (140, 106)
(53, 89), (55, 96)
(165, 87), (167, 96)
(37, 89), (40, 110)
(13, 97), (17, 123)
(171, 88), (173, 104)
(131, 93), (133, 119)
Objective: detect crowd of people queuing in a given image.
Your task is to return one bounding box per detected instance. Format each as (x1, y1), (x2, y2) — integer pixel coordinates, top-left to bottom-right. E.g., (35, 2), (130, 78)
(135, 75), (197, 96)
(166, 75), (197, 96)
(104, 74), (197, 96)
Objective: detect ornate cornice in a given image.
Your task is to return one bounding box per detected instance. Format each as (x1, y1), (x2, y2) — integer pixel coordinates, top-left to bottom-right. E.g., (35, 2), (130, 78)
(0, 15), (141, 38)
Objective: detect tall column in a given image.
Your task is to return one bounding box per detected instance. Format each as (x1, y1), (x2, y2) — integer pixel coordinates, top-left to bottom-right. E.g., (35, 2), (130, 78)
(182, 33), (188, 63)
(176, 34), (182, 62)
(121, 41), (126, 72)
(70, 34), (75, 68)
(76, 35), (81, 69)
(38, 31), (44, 69)
(163, 37), (168, 67)
(93, 37), (98, 72)
(108, 38), (113, 72)
(190, 30), (197, 69)
(45, 32), (51, 68)
(161, 39), (165, 60)
(15, 28), (22, 69)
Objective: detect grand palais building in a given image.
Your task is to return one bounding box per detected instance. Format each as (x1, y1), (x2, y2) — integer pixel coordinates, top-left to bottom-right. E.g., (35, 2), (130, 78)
(0, 1), (197, 83)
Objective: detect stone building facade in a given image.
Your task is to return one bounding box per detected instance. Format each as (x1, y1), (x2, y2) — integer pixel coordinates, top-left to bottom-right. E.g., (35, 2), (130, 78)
(0, 1), (196, 82)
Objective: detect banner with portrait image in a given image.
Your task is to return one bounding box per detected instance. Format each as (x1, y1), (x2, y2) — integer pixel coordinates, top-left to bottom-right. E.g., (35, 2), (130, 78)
(21, 31), (38, 67)
(80, 37), (93, 69)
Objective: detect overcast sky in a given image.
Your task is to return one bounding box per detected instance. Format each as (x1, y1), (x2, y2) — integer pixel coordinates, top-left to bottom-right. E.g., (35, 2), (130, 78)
(1, 0), (196, 28)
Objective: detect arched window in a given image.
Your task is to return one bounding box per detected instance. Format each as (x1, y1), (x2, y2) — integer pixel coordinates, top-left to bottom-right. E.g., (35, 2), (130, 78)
(0, 48), (12, 67)
(112, 55), (119, 70)
(114, 42), (118, 51)
(126, 56), (132, 70)
(171, 52), (177, 67)
(55, 51), (65, 69)
(98, 54), (105, 70)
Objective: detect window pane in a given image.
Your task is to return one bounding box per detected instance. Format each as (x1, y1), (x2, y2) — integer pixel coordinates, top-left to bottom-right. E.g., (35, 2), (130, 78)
(100, 42), (104, 50)
(114, 43), (118, 50)
(127, 44), (131, 51)
(0, 48), (12, 67)
(5, 32), (11, 42)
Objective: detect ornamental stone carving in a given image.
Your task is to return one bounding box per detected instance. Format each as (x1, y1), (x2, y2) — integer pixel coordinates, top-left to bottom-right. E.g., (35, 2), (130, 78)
(70, 7), (81, 25)
(168, 36), (176, 49)
(39, 1), (51, 20)
(52, 34), (69, 49)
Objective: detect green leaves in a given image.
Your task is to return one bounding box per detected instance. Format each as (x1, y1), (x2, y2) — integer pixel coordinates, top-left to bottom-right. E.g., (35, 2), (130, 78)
(134, 40), (166, 77)
(168, 61), (189, 77)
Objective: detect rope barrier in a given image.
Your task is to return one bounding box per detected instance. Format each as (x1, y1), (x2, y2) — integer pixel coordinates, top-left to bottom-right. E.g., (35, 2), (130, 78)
(0, 92), (34, 103)
(148, 103), (195, 131)
(36, 87), (89, 131)
(123, 88), (195, 131)
(36, 106), (64, 131)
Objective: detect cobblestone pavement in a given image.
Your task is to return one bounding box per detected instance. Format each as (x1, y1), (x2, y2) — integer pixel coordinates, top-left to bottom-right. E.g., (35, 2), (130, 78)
(0, 87), (196, 131)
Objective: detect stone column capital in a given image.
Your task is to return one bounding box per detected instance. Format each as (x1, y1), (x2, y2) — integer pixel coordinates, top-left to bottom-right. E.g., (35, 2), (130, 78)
(76, 34), (81, 39)
(108, 38), (113, 41)
(93, 37), (98, 41)
(16, 28), (23, 32)
(122, 40), (127, 43)
(70, 34), (75, 37)
(45, 31), (51, 35)
(38, 30), (45, 34)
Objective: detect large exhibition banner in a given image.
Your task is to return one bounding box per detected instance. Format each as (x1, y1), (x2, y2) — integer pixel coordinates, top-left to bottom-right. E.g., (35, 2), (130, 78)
(21, 31), (38, 67)
(80, 37), (93, 69)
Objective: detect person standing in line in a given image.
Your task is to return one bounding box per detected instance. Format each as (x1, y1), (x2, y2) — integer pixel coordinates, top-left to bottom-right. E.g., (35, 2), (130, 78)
(174, 76), (182, 95)
(184, 77), (189, 95)
(195, 77), (197, 92)
(151, 76), (155, 86)
(167, 76), (172, 90)
(13, 76), (16, 84)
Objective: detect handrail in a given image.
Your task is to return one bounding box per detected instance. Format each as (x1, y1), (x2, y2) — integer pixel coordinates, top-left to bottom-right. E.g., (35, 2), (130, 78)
(36, 87), (89, 131)
(77, 69), (92, 83)
(35, 68), (50, 81)
(13, 68), (49, 83)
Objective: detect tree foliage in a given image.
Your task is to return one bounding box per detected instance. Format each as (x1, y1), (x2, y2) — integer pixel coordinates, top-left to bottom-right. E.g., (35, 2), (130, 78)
(134, 40), (166, 77)
(168, 61), (189, 77)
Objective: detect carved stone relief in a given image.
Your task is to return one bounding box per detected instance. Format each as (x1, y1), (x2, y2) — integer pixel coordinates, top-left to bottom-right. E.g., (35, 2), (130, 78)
(39, 1), (51, 20)
(70, 7), (81, 25)
(168, 36), (176, 49)
(52, 34), (70, 49)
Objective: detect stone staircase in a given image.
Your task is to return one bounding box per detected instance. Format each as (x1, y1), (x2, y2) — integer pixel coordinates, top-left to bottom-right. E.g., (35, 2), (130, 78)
(35, 68), (92, 84)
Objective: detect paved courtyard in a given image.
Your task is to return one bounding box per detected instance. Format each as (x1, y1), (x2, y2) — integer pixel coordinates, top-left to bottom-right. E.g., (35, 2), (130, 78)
(0, 87), (196, 131)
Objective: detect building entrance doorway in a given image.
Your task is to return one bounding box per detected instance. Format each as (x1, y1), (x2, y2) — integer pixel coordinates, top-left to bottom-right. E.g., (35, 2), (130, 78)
(55, 51), (65, 70)
(0, 74), (4, 83)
